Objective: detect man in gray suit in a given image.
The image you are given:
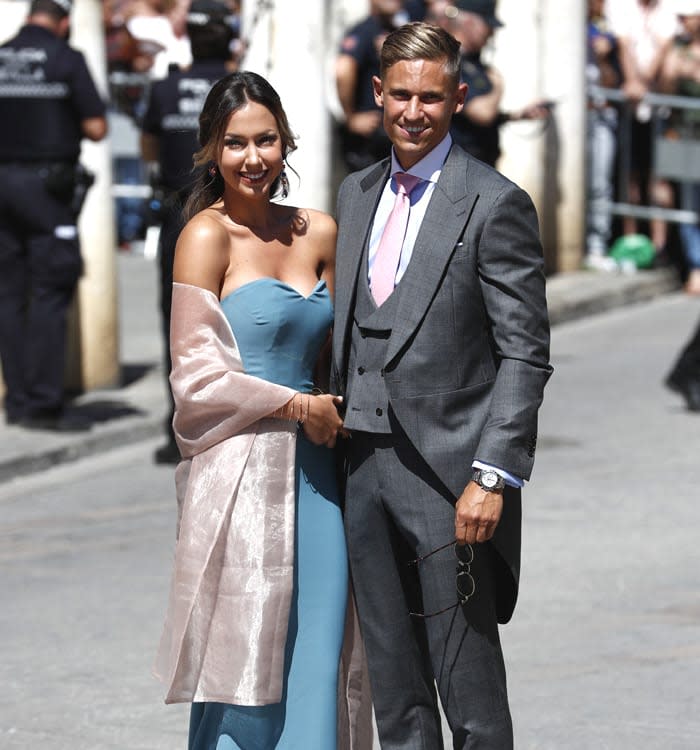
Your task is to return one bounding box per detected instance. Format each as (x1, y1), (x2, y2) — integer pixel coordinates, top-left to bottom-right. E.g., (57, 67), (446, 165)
(331, 20), (552, 749)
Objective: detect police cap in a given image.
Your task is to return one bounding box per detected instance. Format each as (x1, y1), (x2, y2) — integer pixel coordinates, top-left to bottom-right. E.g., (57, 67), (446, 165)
(452, 0), (503, 28)
(49, 0), (72, 14)
(187, 0), (232, 30)
(30, 0), (72, 15)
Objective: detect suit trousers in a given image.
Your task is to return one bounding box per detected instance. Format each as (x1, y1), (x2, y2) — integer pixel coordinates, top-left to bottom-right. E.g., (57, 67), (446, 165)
(344, 428), (513, 750)
(0, 165), (82, 420)
(670, 312), (700, 377)
(156, 191), (186, 444)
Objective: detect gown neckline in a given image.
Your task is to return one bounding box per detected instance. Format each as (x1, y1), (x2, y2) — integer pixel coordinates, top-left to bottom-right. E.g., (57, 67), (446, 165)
(220, 277), (327, 304)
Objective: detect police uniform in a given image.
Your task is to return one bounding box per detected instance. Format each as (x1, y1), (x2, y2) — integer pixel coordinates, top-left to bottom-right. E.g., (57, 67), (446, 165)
(141, 58), (228, 458)
(338, 8), (421, 172)
(450, 51), (501, 167)
(142, 59), (228, 328)
(0, 20), (106, 424)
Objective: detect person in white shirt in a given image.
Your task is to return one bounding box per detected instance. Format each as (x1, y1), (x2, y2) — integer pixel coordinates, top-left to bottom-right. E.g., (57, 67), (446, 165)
(608, 0), (680, 257)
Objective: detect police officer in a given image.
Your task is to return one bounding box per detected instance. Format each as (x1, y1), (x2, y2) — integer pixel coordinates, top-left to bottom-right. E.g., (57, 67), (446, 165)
(140, 0), (236, 463)
(0, 0), (107, 431)
(442, 0), (550, 167)
(335, 1), (422, 172)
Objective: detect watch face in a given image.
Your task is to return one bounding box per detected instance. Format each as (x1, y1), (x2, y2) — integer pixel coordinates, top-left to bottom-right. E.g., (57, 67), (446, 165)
(481, 471), (497, 488)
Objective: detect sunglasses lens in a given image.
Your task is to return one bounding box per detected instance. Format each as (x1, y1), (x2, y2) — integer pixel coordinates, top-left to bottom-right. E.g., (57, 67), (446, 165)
(456, 570), (475, 602)
(455, 542), (474, 565)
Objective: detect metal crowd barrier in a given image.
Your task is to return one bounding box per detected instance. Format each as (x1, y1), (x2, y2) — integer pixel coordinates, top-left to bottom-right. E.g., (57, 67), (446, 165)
(589, 84), (700, 226)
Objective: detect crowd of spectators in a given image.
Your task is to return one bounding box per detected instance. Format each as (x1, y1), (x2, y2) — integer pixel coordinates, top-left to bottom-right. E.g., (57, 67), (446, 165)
(585, 0), (700, 290)
(99, 0), (700, 287)
(333, 0), (700, 289)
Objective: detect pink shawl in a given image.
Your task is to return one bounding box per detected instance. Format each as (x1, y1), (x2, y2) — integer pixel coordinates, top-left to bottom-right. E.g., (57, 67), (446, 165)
(154, 283), (372, 748)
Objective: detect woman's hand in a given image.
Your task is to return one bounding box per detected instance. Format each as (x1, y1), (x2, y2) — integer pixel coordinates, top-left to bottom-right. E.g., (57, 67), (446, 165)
(302, 394), (345, 448)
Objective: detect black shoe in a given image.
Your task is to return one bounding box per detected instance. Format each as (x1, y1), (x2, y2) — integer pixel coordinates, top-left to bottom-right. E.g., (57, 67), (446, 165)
(18, 412), (92, 432)
(682, 379), (700, 412)
(666, 369), (685, 394)
(665, 371), (700, 412)
(154, 441), (180, 464)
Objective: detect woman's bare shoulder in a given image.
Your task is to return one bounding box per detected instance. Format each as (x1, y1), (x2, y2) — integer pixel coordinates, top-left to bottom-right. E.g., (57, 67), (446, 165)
(181, 208), (229, 240)
(173, 209), (231, 292)
(293, 207), (337, 240)
(297, 208), (337, 267)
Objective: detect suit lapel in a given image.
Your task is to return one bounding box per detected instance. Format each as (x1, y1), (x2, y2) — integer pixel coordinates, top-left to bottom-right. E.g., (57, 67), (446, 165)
(333, 160), (390, 377)
(385, 147), (478, 365)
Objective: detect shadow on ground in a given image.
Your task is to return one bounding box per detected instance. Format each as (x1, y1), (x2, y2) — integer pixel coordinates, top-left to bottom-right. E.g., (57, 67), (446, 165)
(120, 362), (157, 387)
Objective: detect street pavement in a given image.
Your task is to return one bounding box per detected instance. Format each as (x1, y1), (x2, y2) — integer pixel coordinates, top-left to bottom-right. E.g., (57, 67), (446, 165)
(1, 252), (697, 750)
(504, 293), (700, 749)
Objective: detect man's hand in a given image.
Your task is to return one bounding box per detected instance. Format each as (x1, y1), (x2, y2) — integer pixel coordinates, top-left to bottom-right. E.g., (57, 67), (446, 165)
(347, 110), (382, 137)
(623, 78), (647, 104)
(302, 394), (345, 448)
(455, 482), (503, 545)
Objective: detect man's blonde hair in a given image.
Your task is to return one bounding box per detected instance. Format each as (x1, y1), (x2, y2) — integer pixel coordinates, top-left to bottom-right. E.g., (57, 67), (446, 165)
(379, 22), (461, 86)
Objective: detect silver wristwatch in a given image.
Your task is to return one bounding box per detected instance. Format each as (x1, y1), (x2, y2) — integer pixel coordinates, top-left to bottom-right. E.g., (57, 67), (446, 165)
(472, 468), (506, 493)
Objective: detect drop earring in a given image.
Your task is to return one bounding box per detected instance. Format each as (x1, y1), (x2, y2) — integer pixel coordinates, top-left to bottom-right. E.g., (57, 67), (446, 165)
(279, 168), (290, 199)
(208, 163), (218, 178)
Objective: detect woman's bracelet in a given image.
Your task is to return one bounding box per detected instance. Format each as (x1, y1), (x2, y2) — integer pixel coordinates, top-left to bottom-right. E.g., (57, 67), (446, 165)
(272, 392), (312, 426)
(273, 393), (298, 421)
(297, 393), (310, 427)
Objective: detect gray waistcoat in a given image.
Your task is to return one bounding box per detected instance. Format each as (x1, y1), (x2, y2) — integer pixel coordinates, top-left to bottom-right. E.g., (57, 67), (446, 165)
(344, 248), (402, 434)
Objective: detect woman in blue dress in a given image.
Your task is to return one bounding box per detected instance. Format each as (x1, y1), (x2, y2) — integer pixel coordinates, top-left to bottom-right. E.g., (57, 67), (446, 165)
(163, 71), (352, 750)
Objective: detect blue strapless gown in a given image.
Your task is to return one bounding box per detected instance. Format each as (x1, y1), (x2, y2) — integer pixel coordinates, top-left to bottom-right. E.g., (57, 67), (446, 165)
(188, 278), (348, 750)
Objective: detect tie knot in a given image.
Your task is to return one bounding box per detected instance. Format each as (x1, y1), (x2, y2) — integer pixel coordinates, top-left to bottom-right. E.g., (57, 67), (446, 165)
(394, 172), (421, 196)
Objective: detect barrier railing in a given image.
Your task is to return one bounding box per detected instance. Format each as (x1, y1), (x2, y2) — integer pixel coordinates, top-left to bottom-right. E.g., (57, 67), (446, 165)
(589, 84), (700, 226)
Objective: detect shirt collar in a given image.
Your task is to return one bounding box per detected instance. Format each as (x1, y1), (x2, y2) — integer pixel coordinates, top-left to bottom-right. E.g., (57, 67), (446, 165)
(390, 134), (452, 184)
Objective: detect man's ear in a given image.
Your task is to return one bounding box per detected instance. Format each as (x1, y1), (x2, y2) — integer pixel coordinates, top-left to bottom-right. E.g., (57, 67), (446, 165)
(454, 82), (468, 114)
(58, 17), (71, 39)
(372, 75), (384, 108)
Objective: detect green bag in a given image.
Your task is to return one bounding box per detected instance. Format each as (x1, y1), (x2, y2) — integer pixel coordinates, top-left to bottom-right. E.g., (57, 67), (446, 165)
(609, 234), (656, 269)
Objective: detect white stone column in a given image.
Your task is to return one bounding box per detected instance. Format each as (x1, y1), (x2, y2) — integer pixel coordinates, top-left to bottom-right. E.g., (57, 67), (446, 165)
(0, 0), (27, 40)
(540, 0), (586, 272)
(67, 0), (120, 390)
(493, 1), (546, 197)
(495, 0), (586, 272)
(241, 0), (335, 212)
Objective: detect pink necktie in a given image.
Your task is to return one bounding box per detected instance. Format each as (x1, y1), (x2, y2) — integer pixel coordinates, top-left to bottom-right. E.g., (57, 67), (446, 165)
(371, 172), (422, 306)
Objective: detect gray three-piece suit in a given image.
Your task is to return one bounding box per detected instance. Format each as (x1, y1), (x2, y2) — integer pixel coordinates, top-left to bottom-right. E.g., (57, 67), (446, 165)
(331, 143), (552, 749)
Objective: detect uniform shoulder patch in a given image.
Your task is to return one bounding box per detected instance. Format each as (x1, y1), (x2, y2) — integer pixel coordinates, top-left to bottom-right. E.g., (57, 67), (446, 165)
(341, 35), (358, 53)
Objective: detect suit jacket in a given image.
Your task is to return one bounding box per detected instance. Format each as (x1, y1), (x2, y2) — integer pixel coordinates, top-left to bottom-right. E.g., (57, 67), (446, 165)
(331, 144), (553, 622)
